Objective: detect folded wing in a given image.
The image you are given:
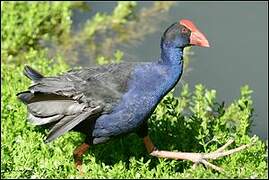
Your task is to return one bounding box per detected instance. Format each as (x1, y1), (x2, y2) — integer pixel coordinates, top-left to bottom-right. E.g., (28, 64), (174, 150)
(17, 63), (135, 142)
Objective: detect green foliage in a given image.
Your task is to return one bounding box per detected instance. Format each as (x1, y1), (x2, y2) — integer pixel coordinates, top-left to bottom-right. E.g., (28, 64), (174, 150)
(59, 1), (175, 65)
(96, 50), (124, 65)
(82, 1), (137, 39)
(1, 60), (267, 178)
(1, 2), (175, 65)
(149, 84), (267, 178)
(1, 2), (72, 63)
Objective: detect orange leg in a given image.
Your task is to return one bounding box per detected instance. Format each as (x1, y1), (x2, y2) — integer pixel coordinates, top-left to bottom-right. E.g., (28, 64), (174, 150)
(73, 143), (90, 174)
(143, 135), (157, 153)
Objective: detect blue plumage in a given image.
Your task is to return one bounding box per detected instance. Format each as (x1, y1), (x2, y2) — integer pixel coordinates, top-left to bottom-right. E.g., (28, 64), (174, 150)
(93, 48), (184, 143)
(17, 19), (210, 169)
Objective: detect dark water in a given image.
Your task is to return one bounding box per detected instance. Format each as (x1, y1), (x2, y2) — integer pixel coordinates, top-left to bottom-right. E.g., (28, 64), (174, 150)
(72, 2), (268, 140)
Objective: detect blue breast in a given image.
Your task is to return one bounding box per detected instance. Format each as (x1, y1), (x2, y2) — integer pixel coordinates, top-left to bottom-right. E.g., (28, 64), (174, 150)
(92, 60), (183, 140)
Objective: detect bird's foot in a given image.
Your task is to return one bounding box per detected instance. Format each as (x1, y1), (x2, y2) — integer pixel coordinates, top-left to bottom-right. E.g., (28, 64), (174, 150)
(148, 137), (257, 172)
(75, 160), (84, 175)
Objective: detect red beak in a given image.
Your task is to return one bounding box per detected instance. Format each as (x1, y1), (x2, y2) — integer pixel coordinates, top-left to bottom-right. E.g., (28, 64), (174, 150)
(180, 19), (210, 47)
(190, 31), (210, 47)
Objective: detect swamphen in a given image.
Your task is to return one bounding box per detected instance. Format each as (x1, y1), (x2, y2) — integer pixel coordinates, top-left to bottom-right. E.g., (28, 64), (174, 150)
(17, 19), (251, 173)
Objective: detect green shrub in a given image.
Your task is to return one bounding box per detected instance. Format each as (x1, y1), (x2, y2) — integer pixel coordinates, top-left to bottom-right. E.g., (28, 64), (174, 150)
(1, 2), (175, 65)
(1, 2), (72, 63)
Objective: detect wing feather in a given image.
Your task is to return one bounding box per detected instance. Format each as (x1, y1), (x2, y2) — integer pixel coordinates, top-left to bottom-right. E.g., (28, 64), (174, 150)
(45, 106), (102, 143)
(17, 63), (135, 142)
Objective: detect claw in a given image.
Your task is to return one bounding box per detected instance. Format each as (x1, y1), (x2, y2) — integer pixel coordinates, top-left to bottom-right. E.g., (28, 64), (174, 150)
(76, 163), (84, 175)
(144, 136), (256, 173)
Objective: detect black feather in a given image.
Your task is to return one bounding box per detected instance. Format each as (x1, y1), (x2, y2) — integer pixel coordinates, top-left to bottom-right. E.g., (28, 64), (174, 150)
(28, 113), (64, 125)
(24, 65), (44, 81)
(17, 63), (135, 142)
(45, 106), (102, 143)
(16, 91), (34, 104)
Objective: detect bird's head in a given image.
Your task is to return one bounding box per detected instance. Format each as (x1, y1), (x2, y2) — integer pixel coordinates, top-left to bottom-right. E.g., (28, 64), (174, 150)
(161, 19), (210, 49)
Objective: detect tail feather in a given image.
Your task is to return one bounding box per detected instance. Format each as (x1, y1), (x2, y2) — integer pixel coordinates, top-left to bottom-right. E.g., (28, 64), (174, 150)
(17, 66), (104, 143)
(16, 91), (34, 104)
(24, 65), (44, 81)
(28, 113), (64, 125)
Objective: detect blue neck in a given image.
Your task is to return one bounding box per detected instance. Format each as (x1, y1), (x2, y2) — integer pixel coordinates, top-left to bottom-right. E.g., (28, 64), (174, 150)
(160, 44), (184, 65)
(158, 43), (184, 98)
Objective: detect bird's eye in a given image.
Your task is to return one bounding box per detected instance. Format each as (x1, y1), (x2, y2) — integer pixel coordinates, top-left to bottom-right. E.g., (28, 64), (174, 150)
(181, 27), (188, 33)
